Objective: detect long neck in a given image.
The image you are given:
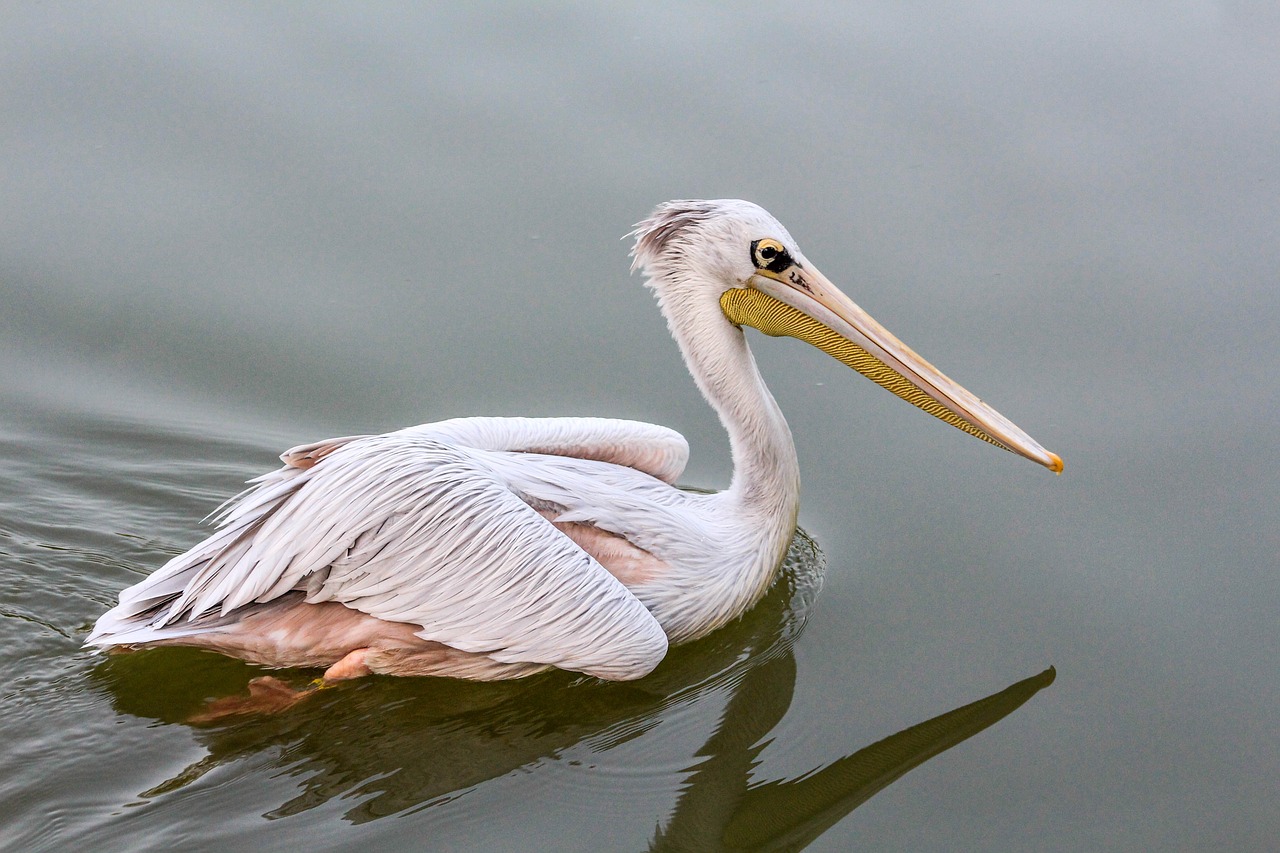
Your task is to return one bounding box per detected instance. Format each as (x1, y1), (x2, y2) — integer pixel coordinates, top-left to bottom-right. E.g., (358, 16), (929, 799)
(658, 282), (801, 526)
(640, 273), (804, 644)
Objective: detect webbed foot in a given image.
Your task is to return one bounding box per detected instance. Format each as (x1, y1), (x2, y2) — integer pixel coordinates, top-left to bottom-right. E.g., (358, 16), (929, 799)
(187, 676), (318, 723)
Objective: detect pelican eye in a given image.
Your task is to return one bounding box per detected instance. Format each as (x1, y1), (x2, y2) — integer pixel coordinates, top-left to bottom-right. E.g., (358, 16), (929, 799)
(751, 238), (793, 274)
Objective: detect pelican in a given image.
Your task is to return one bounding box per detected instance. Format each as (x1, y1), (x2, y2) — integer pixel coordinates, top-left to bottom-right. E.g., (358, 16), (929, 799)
(88, 200), (1061, 690)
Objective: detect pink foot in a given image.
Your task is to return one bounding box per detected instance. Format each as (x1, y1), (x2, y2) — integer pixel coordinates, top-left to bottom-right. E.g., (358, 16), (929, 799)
(323, 648), (372, 681)
(186, 649), (373, 724)
(187, 676), (317, 724)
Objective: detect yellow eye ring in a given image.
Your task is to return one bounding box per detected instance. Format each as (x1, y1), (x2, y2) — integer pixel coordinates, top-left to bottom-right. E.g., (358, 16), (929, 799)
(752, 238), (790, 271)
(753, 239), (784, 266)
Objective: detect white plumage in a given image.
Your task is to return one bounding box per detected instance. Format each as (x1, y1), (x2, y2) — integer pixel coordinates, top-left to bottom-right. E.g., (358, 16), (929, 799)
(88, 200), (1060, 688)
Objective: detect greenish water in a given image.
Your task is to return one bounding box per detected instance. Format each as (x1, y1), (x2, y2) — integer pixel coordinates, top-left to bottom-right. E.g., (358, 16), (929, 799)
(2, 4), (1276, 850)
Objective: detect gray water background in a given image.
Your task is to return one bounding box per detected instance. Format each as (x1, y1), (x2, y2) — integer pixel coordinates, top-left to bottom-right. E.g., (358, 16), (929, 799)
(1, 4), (1276, 850)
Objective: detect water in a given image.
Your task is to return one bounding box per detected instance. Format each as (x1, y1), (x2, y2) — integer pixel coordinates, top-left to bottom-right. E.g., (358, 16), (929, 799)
(2, 4), (1277, 850)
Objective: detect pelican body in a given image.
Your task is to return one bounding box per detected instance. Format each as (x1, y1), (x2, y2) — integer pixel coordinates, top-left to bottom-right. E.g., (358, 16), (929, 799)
(88, 200), (1060, 685)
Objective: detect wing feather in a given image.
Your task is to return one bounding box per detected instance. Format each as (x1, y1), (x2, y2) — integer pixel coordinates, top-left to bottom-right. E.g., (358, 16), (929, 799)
(389, 416), (689, 483)
(91, 430), (670, 680)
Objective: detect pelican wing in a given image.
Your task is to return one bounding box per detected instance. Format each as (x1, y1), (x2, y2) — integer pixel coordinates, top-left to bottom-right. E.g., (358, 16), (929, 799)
(92, 430), (670, 680)
(276, 417), (688, 483)
(394, 416), (689, 483)
(280, 418), (687, 480)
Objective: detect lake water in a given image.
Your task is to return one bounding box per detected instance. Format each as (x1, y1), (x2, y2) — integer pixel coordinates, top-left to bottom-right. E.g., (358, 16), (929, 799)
(2, 5), (1276, 851)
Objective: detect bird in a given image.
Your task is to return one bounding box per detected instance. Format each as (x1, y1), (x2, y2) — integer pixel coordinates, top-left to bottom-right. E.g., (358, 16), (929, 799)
(87, 199), (1061, 694)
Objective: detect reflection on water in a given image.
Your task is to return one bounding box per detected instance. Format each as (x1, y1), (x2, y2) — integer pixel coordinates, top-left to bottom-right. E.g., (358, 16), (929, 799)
(686, 668), (1054, 852)
(94, 527), (1052, 848)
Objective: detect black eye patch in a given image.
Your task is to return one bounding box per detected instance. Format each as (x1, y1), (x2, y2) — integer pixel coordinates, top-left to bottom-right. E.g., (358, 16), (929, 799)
(750, 239), (794, 274)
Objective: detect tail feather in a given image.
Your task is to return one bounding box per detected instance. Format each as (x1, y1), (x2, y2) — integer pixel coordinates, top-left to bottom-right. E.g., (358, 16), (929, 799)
(85, 463), (309, 649)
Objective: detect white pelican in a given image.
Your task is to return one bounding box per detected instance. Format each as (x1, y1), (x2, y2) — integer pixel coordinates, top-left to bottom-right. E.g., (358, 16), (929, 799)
(88, 200), (1061, 690)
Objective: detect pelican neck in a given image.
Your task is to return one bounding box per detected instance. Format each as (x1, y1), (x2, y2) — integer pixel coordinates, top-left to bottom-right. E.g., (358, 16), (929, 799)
(657, 281), (802, 522)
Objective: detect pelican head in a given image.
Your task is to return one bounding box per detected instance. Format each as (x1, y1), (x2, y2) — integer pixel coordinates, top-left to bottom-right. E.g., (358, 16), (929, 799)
(632, 199), (1062, 472)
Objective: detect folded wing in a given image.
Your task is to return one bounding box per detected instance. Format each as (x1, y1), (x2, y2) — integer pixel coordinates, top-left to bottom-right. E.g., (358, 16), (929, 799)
(89, 424), (674, 680)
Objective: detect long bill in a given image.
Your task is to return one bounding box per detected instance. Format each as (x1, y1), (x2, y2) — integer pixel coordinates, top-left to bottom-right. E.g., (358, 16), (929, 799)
(720, 264), (1063, 473)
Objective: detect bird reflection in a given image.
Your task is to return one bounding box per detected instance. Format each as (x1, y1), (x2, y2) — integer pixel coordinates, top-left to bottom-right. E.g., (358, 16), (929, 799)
(93, 530), (1052, 848)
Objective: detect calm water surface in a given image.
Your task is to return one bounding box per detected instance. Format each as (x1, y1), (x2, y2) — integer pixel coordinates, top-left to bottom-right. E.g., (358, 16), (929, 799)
(2, 5), (1277, 851)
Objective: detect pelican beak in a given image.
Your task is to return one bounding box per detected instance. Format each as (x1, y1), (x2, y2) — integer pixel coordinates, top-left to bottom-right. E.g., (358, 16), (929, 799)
(723, 263), (1063, 473)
